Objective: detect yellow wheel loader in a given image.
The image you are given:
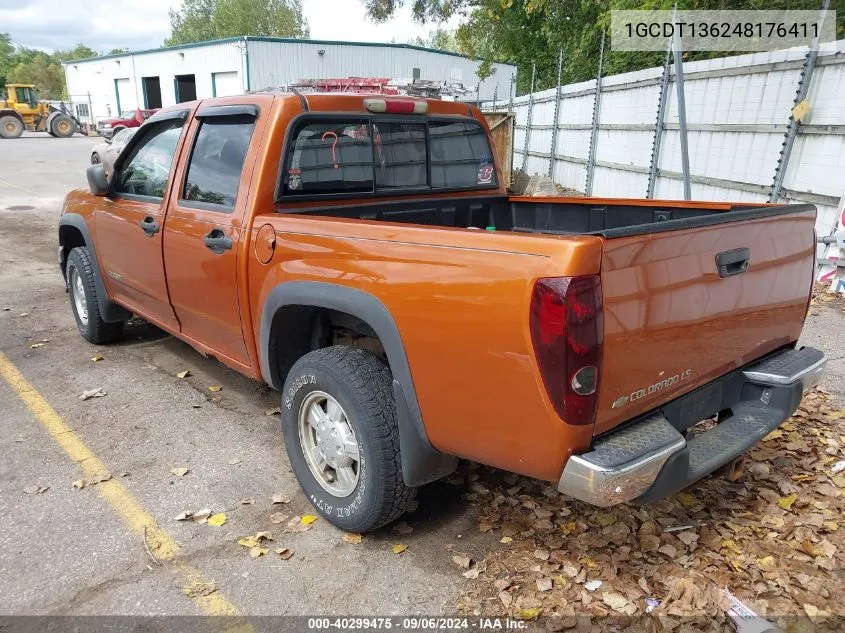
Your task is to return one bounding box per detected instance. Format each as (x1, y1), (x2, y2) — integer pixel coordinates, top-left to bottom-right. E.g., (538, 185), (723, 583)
(0, 84), (81, 139)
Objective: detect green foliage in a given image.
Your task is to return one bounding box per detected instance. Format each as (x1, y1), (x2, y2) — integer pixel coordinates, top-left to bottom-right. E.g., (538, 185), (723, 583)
(5, 48), (66, 99)
(0, 37), (102, 100)
(364, 0), (845, 95)
(407, 28), (462, 52)
(166, 0), (310, 45)
(56, 44), (99, 62)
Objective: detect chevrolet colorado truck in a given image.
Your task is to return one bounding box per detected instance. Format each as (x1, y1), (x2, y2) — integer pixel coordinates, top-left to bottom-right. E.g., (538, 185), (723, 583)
(59, 93), (826, 532)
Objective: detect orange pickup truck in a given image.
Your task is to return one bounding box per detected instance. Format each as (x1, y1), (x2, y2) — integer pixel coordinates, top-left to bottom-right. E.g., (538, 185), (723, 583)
(59, 93), (826, 532)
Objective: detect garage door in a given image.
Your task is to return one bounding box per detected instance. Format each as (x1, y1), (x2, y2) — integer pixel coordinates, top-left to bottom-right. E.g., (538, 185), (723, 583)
(114, 78), (136, 113)
(212, 71), (241, 97)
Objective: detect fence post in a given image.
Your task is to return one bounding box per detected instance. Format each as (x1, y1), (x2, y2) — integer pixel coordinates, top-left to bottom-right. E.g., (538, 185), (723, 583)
(769, 0), (829, 203)
(87, 91), (94, 132)
(509, 74), (515, 114)
(672, 8), (692, 200)
(548, 48), (564, 178)
(646, 45), (672, 198)
(584, 32), (605, 196)
(521, 62), (536, 171)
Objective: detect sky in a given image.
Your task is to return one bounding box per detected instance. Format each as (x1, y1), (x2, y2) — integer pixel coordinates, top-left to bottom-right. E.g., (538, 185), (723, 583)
(0, 0), (459, 53)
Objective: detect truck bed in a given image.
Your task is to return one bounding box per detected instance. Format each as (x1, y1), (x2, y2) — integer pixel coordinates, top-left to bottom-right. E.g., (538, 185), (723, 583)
(280, 194), (811, 238)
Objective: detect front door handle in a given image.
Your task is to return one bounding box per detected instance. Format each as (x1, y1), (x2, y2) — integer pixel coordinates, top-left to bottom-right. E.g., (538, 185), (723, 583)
(716, 247), (750, 277)
(204, 228), (233, 254)
(138, 216), (160, 237)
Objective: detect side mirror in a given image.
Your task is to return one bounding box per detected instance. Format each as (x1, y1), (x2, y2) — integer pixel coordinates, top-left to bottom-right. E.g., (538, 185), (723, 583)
(86, 163), (109, 196)
(104, 137), (112, 145)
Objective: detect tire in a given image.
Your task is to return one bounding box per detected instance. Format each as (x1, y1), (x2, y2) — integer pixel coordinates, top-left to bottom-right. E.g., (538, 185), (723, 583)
(0, 115), (24, 139)
(66, 246), (124, 344)
(281, 346), (416, 533)
(91, 152), (100, 164)
(51, 114), (76, 138)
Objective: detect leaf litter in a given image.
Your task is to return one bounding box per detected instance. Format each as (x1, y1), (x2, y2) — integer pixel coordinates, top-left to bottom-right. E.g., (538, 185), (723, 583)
(455, 389), (845, 626)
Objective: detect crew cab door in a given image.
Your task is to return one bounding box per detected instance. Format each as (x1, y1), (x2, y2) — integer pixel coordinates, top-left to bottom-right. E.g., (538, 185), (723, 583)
(162, 99), (267, 370)
(94, 108), (192, 331)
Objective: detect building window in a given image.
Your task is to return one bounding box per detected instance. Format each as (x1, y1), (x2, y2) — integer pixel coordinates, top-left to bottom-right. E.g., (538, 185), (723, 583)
(75, 103), (90, 119)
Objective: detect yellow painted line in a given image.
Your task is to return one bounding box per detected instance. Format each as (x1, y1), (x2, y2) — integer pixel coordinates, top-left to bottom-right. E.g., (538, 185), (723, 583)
(0, 177), (37, 195)
(0, 352), (252, 628)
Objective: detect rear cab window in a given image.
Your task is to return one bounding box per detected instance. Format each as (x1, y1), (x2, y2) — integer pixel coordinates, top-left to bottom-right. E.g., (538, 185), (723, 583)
(280, 116), (496, 199)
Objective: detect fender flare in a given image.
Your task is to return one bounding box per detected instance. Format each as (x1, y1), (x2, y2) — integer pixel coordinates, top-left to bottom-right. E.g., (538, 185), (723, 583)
(58, 214), (131, 323)
(260, 281), (457, 487)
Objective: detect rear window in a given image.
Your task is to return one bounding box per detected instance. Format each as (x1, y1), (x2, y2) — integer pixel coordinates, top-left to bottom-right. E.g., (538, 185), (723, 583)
(281, 117), (496, 198)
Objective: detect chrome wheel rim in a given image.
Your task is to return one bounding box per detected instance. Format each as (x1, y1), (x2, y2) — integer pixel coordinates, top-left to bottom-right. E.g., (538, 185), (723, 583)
(298, 390), (360, 497)
(71, 269), (88, 326)
(91, 154), (100, 164)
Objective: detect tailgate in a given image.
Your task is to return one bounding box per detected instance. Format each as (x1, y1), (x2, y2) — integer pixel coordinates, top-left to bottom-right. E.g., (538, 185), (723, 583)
(594, 205), (816, 435)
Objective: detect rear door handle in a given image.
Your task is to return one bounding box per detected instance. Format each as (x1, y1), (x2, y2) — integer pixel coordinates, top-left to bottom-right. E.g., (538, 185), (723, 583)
(203, 228), (233, 254)
(138, 216), (160, 237)
(716, 247), (750, 277)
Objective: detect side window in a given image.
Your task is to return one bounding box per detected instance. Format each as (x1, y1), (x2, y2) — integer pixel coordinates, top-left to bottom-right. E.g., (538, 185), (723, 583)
(112, 119), (183, 199)
(373, 122), (427, 190)
(283, 119), (373, 196)
(182, 114), (256, 209)
(429, 121), (496, 188)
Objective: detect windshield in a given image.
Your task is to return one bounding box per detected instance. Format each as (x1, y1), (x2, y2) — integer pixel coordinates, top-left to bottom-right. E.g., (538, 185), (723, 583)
(119, 110), (136, 118)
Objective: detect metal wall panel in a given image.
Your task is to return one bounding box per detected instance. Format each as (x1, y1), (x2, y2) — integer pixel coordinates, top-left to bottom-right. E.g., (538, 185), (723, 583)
(64, 41), (244, 119)
(502, 40), (845, 240)
(246, 39), (515, 101)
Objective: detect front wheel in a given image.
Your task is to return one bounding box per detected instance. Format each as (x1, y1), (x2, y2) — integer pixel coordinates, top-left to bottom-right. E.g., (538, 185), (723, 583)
(91, 152), (100, 164)
(281, 346), (415, 533)
(51, 114), (76, 138)
(66, 246), (124, 344)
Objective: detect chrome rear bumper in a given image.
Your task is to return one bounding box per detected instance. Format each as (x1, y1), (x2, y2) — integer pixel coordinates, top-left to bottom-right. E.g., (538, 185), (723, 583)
(558, 347), (826, 506)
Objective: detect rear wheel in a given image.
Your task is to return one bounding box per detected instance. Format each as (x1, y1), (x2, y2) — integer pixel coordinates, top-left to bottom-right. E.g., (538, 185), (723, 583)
(66, 246), (124, 344)
(51, 114), (76, 138)
(281, 346), (415, 533)
(0, 115), (24, 139)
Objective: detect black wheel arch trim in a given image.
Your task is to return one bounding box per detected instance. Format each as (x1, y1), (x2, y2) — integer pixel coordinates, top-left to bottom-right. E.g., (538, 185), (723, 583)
(58, 214), (131, 323)
(260, 281), (457, 487)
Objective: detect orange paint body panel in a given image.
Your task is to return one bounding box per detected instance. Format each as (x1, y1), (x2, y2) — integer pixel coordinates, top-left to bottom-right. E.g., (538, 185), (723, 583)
(59, 92), (817, 487)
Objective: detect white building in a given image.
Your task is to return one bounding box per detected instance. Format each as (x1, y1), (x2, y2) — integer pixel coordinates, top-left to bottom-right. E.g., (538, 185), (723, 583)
(62, 36), (516, 122)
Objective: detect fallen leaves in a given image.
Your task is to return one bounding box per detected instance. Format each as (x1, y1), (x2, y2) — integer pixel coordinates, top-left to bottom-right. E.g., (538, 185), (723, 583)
(777, 492), (798, 510)
(174, 508), (213, 523)
(208, 386), (222, 392)
(183, 581), (217, 598)
(207, 513), (226, 527)
(79, 387), (106, 400)
(271, 493), (290, 504)
(269, 512), (289, 524)
(176, 370), (191, 379)
(170, 467), (189, 477)
(71, 473), (111, 489)
(275, 547), (294, 559)
(454, 388), (845, 624)
(91, 355), (104, 362)
(23, 485), (49, 495)
(392, 544), (407, 554)
(284, 515), (314, 533)
(342, 533), (362, 545)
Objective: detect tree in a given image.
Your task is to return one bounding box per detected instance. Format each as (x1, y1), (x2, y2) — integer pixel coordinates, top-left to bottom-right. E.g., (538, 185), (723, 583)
(7, 51), (66, 99)
(166, 0), (309, 46)
(109, 48), (128, 55)
(56, 44), (99, 62)
(0, 33), (14, 91)
(365, 0), (845, 94)
(408, 28), (462, 53)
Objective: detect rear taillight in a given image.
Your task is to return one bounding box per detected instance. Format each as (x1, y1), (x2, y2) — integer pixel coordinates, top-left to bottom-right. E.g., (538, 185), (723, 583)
(529, 275), (603, 426)
(363, 98), (427, 114)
